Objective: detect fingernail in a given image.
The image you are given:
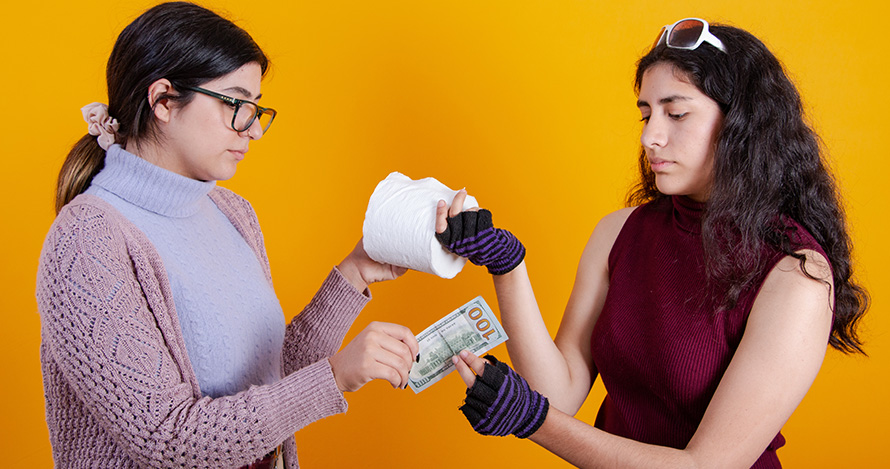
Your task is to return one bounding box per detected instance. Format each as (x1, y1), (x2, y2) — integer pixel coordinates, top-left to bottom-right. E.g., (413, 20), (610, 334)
(416, 353), (420, 363)
(452, 356), (459, 365)
(460, 350), (469, 358)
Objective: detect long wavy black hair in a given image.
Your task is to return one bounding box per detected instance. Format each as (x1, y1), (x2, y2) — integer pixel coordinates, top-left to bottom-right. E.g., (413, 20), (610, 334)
(628, 23), (868, 354)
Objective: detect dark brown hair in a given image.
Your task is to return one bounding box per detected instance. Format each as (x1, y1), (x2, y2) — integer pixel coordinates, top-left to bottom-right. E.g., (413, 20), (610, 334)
(56, 2), (269, 213)
(629, 24), (868, 354)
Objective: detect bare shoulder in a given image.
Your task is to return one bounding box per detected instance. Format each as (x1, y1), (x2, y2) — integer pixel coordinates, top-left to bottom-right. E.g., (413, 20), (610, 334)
(768, 249), (833, 295)
(583, 206), (636, 257)
(751, 249), (834, 331)
(569, 206), (637, 297)
(596, 206), (637, 235)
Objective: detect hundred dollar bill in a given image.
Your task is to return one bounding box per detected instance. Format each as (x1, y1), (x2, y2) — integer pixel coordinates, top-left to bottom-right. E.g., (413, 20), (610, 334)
(408, 296), (508, 393)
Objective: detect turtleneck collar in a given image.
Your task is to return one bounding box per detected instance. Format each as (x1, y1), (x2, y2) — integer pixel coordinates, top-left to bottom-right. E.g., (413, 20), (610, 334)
(91, 144), (216, 218)
(671, 195), (705, 235)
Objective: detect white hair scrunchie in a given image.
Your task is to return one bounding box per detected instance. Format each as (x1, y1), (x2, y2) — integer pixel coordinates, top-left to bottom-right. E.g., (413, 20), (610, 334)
(81, 102), (120, 150)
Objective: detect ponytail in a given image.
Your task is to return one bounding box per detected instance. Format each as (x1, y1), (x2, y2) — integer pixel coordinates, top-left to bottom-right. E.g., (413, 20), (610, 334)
(55, 135), (106, 214)
(54, 2), (270, 213)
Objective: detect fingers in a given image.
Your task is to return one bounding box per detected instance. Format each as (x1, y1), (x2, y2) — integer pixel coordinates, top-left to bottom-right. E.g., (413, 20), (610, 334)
(331, 322), (418, 392)
(453, 354), (477, 387)
(436, 189), (483, 235)
(449, 189), (468, 218)
(370, 345), (412, 388)
(460, 349), (488, 375)
(373, 321), (420, 360)
(390, 265), (409, 278)
(437, 188), (477, 234)
(452, 349), (488, 388)
(341, 238), (408, 286)
(375, 339), (416, 389)
(436, 199), (448, 234)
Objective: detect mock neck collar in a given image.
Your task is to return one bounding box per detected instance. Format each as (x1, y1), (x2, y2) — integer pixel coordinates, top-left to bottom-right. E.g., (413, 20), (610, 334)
(91, 144), (216, 218)
(671, 195), (705, 234)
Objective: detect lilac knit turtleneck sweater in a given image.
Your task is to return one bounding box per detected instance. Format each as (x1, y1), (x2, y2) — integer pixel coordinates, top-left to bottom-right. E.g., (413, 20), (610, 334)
(37, 172), (368, 468)
(85, 145), (285, 398)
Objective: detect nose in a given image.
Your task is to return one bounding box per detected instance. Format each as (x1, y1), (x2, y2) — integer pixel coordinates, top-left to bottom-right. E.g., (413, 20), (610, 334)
(640, 115), (666, 149)
(241, 118), (265, 140)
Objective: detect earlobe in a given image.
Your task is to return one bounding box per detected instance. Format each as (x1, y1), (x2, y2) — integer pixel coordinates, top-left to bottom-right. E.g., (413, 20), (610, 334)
(147, 78), (174, 123)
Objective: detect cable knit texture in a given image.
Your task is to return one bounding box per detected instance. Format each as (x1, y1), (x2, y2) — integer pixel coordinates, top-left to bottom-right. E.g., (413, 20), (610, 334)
(85, 146), (286, 398)
(592, 195), (828, 468)
(37, 188), (369, 468)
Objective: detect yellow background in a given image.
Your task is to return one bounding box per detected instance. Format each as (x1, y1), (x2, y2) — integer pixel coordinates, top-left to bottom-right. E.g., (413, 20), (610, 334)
(2, 0), (886, 467)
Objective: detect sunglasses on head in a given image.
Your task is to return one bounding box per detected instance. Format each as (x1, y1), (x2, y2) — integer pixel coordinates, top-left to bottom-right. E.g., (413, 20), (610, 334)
(654, 18), (726, 53)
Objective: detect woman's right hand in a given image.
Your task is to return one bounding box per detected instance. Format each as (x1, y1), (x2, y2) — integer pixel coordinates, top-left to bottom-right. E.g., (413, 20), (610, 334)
(328, 321), (419, 392)
(337, 238), (408, 294)
(435, 189), (526, 275)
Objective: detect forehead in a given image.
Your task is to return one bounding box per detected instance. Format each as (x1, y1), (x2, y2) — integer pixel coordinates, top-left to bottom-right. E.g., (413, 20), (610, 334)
(638, 63), (705, 103)
(200, 62), (264, 99)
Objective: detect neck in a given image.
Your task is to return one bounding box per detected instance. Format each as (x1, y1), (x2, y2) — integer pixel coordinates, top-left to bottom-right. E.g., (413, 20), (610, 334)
(126, 138), (192, 181)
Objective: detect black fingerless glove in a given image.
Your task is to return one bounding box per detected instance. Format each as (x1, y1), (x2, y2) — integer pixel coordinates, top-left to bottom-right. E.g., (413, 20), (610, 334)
(459, 354), (549, 439)
(435, 209), (525, 275)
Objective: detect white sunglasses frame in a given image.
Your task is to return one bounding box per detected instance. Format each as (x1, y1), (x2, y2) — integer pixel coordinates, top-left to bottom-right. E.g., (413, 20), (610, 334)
(655, 17), (726, 53)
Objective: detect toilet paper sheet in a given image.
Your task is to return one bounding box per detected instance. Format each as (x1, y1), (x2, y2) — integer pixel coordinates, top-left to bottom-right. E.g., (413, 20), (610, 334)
(362, 172), (478, 279)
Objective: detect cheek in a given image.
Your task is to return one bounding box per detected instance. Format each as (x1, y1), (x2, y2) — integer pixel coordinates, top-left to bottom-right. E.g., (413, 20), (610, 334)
(692, 125), (719, 164)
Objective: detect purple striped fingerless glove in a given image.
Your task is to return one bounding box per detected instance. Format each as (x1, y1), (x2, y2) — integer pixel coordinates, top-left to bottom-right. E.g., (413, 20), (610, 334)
(435, 209), (525, 275)
(459, 354), (549, 439)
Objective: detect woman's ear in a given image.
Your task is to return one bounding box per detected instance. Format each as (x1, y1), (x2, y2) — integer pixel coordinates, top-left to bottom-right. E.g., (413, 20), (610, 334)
(147, 78), (175, 123)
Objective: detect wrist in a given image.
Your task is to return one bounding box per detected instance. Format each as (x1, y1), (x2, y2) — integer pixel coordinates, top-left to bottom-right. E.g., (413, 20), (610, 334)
(336, 256), (369, 294)
(327, 356), (348, 393)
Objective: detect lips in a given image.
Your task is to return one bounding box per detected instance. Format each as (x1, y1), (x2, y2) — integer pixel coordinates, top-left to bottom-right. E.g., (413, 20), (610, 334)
(229, 149), (248, 160)
(648, 157), (672, 172)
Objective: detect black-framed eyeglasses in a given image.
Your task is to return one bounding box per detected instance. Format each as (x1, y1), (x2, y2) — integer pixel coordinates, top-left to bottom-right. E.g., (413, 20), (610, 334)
(653, 18), (726, 53)
(185, 86), (277, 134)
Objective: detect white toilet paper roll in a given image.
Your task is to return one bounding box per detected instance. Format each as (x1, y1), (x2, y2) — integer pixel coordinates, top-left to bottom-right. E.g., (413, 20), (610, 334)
(362, 172), (478, 279)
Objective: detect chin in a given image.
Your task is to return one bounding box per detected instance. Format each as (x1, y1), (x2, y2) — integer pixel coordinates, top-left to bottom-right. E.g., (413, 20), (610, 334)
(655, 179), (693, 198)
(213, 165), (240, 182)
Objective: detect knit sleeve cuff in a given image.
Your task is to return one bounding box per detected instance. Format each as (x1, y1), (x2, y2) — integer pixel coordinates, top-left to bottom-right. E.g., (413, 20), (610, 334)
(281, 268), (371, 374)
(261, 359), (347, 437)
(303, 267), (369, 337)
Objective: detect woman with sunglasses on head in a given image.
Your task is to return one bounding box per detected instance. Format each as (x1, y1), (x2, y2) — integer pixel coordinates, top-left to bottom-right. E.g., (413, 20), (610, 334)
(437, 18), (868, 468)
(36, 2), (418, 468)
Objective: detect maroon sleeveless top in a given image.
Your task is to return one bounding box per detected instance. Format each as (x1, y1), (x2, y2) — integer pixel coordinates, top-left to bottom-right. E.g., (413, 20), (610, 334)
(591, 195), (827, 468)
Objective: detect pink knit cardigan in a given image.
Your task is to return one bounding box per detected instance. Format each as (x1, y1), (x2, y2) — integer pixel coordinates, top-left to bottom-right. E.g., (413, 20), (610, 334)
(36, 187), (369, 468)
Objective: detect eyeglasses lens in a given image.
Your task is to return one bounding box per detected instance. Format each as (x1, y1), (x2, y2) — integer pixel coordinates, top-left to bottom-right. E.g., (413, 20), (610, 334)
(255, 110), (274, 132)
(233, 104), (274, 132)
(668, 20), (704, 49)
(233, 104), (257, 131)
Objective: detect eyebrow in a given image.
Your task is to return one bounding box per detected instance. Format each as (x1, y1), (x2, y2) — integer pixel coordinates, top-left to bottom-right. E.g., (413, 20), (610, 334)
(636, 95), (693, 108)
(222, 86), (262, 101)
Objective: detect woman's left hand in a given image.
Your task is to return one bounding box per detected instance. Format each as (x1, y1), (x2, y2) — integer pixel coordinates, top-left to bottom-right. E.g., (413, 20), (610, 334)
(453, 350), (550, 439)
(337, 238), (408, 293)
(452, 349), (486, 386)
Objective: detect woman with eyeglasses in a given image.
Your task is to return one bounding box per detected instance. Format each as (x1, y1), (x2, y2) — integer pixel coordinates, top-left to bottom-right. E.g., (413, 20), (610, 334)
(36, 2), (418, 468)
(436, 18), (868, 467)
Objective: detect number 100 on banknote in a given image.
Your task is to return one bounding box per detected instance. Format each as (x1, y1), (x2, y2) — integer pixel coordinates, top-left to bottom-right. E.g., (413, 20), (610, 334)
(408, 296), (508, 393)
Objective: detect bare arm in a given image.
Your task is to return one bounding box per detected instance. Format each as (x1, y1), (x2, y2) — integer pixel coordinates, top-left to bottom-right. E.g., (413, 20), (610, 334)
(458, 250), (834, 468)
(435, 190), (633, 412)
(493, 208), (634, 413)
